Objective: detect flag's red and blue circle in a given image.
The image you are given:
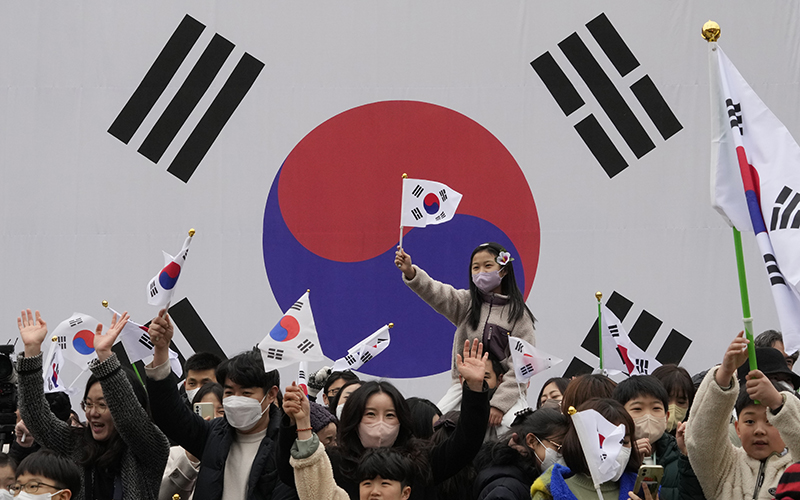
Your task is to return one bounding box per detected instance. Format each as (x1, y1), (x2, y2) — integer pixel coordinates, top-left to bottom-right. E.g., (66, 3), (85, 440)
(158, 262), (182, 290)
(72, 329), (95, 355)
(423, 193), (440, 215)
(263, 101), (540, 377)
(269, 316), (300, 342)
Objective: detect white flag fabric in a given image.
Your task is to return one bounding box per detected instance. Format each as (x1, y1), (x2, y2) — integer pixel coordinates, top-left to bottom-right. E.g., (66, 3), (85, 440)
(258, 291), (324, 369)
(51, 313), (100, 370)
(43, 339), (67, 394)
(601, 305), (661, 376)
(400, 178), (463, 228)
(147, 234), (193, 307)
(571, 408), (627, 488)
(508, 336), (562, 381)
(710, 43), (800, 354)
(331, 324), (391, 372)
(105, 306), (183, 376)
(297, 361), (309, 396)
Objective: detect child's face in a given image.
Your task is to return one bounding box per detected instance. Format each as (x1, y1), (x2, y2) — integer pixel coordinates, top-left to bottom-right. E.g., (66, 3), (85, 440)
(0, 465), (14, 489)
(13, 473), (66, 499)
(471, 250), (502, 275)
(735, 404), (786, 460)
(359, 475), (411, 500)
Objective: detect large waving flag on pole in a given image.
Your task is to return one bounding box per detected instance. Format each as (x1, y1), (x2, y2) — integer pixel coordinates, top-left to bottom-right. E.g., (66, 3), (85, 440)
(43, 336), (67, 394)
(331, 324), (392, 372)
(398, 174), (463, 247)
(601, 304), (660, 376)
(569, 406), (627, 496)
(508, 336), (562, 381)
(147, 229), (194, 307)
(709, 33), (800, 355)
(258, 290), (324, 369)
(51, 313), (100, 370)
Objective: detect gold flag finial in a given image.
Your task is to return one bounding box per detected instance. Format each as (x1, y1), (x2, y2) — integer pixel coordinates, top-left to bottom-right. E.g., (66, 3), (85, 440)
(173, 495), (181, 500)
(51, 336), (57, 342)
(388, 323), (394, 328)
(702, 20), (720, 42)
(567, 406), (577, 415)
(595, 291), (602, 302)
(102, 300), (108, 308)
(188, 228), (195, 237)
(402, 173), (407, 179)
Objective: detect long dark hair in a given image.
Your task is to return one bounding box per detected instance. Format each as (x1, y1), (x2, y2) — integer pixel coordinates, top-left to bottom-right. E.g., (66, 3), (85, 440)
(77, 369), (150, 472)
(334, 381), (428, 482)
(466, 242), (535, 330)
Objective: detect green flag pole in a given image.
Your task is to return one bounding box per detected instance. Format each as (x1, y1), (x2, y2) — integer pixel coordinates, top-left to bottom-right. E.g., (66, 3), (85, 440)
(733, 228), (758, 373)
(596, 291), (603, 371)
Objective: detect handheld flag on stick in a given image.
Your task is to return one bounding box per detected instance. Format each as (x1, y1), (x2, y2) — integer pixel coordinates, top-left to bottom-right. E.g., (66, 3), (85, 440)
(147, 229), (194, 307)
(51, 313), (100, 370)
(331, 324), (392, 372)
(399, 175), (463, 247)
(43, 336), (67, 394)
(297, 361), (309, 397)
(600, 304), (661, 376)
(258, 290), (324, 369)
(102, 302), (183, 377)
(708, 32), (800, 357)
(509, 336), (562, 381)
(568, 406), (627, 499)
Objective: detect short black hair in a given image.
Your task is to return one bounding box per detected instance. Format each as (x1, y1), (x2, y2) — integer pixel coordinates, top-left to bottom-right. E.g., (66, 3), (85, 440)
(16, 450), (81, 494)
(323, 370), (360, 395)
(536, 377), (570, 409)
(355, 447), (414, 489)
(184, 352), (223, 374)
(486, 353), (504, 380)
(406, 398), (442, 440)
(612, 375), (669, 410)
(192, 382), (224, 406)
(216, 349), (279, 393)
(735, 379), (785, 416)
(651, 364), (695, 406)
(0, 453), (15, 471)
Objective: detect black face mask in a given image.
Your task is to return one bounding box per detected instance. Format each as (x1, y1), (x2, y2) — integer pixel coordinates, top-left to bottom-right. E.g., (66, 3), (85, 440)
(487, 386), (498, 400)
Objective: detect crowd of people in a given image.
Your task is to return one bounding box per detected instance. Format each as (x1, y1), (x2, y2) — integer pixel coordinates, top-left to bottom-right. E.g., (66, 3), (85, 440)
(5, 241), (800, 500)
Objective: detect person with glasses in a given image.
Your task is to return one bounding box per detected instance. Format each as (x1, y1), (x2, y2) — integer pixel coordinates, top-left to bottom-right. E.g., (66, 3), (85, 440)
(321, 371), (359, 407)
(16, 309), (169, 500)
(9, 450), (80, 500)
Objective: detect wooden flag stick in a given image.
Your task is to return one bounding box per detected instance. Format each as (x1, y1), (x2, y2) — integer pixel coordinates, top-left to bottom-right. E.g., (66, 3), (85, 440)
(596, 292), (603, 371)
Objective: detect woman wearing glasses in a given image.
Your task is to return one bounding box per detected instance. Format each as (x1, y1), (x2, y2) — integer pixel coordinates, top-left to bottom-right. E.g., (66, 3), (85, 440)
(15, 309), (169, 500)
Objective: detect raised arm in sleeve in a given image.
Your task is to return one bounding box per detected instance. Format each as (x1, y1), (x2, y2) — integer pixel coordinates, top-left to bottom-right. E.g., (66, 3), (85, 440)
(404, 266), (471, 326)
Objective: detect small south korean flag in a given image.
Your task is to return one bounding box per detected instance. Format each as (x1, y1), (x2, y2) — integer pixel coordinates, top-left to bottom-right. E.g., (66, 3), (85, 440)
(400, 178), (463, 228)
(43, 338), (67, 394)
(51, 313), (101, 370)
(331, 324), (392, 372)
(147, 231), (194, 307)
(509, 336), (562, 381)
(258, 290), (325, 369)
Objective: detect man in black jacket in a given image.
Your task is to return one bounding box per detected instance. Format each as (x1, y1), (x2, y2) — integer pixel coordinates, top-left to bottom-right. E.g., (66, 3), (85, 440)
(146, 309), (298, 500)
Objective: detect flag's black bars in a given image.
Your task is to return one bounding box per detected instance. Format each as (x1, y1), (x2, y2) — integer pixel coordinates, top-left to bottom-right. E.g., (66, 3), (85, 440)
(139, 34), (235, 163)
(585, 13), (639, 77)
(628, 310), (661, 351)
(780, 192), (800, 229)
(655, 329), (692, 365)
(630, 75), (683, 140)
(574, 115), (628, 178)
(530, 52), (584, 117)
(168, 52), (264, 183)
(581, 291), (633, 356)
(108, 15), (205, 144)
(169, 298), (228, 360)
(559, 33), (654, 159)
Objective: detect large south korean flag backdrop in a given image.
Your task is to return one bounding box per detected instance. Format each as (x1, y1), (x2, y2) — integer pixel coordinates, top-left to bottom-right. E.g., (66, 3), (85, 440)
(3, 1), (799, 402)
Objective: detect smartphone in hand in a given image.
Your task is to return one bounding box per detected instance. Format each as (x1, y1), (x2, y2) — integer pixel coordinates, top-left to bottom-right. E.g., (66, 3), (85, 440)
(194, 402), (215, 419)
(633, 465), (663, 498)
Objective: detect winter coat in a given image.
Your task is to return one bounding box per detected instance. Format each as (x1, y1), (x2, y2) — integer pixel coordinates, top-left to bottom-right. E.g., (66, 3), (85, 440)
(530, 463), (637, 500)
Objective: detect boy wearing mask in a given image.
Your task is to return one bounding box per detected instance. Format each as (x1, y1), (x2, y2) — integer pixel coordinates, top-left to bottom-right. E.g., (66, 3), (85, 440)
(612, 375), (681, 500)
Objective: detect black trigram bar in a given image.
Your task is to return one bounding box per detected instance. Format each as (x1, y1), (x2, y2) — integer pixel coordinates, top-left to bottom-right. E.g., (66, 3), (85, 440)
(725, 99), (743, 134)
(771, 187), (800, 230)
(298, 370), (305, 379)
(266, 348), (284, 360)
(628, 309), (661, 351)
(630, 75), (683, 140)
(108, 15), (205, 144)
(169, 298), (228, 360)
(139, 34), (234, 163)
(574, 115), (628, 178)
(563, 357), (594, 378)
(360, 352), (374, 363)
(530, 52), (584, 116)
(514, 341), (524, 352)
(634, 358), (649, 374)
(69, 318), (83, 328)
(345, 354), (357, 366)
(608, 324), (620, 337)
(412, 185), (423, 197)
(439, 189), (447, 201)
(586, 13), (639, 77)
(764, 253), (787, 286)
(655, 329), (692, 365)
(581, 291), (634, 356)
(138, 334), (155, 350)
(290, 301), (303, 311)
(298, 340), (314, 354)
(167, 52), (265, 183)
(58, 336), (67, 350)
(411, 208), (423, 220)
(559, 32), (655, 159)
(519, 364), (534, 377)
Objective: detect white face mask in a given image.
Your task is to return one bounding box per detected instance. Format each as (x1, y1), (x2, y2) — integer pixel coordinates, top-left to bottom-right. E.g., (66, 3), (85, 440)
(223, 394), (268, 431)
(185, 386), (200, 404)
(336, 403), (345, 419)
(15, 491), (65, 500)
(534, 435), (562, 471)
(0, 490), (13, 500)
(358, 421), (400, 448)
(610, 446), (632, 482)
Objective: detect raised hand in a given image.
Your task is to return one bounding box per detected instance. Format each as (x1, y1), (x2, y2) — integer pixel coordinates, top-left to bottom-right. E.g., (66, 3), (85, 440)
(456, 339), (488, 392)
(745, 369), (783, 409)
(634, 437), (652, 458)
(18, 309), (48, 357)
(283, 382), (310, 429)
(394, 248), (415, 280)
(148, 309), (174, 368)
(716, 331), (749, 387)
(94, 311), (130, 361)
(676, 422), (687, 455)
